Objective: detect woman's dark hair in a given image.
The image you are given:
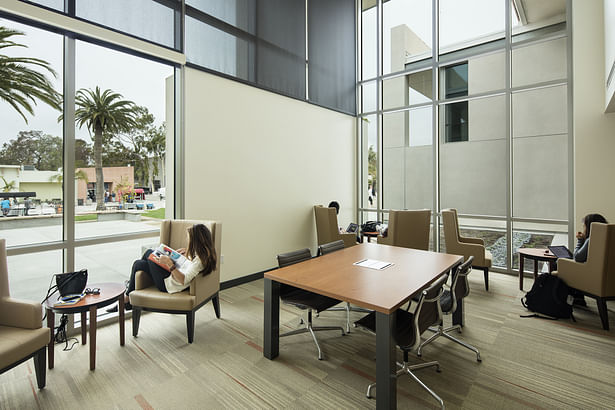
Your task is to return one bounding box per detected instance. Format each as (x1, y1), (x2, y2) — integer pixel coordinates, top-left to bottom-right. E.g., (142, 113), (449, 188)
(328, 201), (340, 214)
(583, 213), (608, 238)
(187, 224), (217, 275)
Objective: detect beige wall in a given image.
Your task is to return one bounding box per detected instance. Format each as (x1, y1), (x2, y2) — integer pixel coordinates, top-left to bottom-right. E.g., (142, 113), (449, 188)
(19, 183), (59, 202)
(76, 166), (134, 201)
(183, 68), (356, 281)
(573, 0), (615, 227)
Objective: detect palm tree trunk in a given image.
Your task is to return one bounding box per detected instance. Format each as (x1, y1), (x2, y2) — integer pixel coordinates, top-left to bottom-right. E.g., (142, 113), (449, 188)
(94, 125), (105, 211)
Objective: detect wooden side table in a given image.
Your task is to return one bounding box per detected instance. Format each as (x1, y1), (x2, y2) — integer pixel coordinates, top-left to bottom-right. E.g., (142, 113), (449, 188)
(44, 282), (125, 370)
(518, 248), (557, 291)
(360, 231), (379, 243)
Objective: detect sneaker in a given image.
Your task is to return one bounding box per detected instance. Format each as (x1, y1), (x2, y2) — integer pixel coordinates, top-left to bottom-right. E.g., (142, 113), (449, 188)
(573, 297), (587, 307)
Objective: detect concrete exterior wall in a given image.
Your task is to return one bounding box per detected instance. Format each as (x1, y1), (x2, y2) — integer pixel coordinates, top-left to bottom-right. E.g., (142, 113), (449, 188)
(19, 183), (59, 202)
(76, 166), (135, 201)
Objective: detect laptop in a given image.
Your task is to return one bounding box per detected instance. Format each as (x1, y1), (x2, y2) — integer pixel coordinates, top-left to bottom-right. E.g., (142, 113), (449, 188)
(548, 245), (573, 259)
(346, 223), (359, 233)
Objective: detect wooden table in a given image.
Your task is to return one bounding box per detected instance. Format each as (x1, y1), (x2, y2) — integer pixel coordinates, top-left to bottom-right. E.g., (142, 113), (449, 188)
(263, 243), (462, 409)
(44, 282), (125, 370)
(518, 248), (557, 291)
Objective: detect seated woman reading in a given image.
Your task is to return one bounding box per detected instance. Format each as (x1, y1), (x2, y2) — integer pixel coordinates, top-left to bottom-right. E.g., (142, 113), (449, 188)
(109, 224), (217, 312)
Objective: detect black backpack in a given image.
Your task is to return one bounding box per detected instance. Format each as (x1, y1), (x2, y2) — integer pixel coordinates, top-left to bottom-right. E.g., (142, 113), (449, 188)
(521, 273), (574, 319)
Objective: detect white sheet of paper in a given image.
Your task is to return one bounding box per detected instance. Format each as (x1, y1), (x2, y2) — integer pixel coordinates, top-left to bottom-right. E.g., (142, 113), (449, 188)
(353, 259), (394, 270)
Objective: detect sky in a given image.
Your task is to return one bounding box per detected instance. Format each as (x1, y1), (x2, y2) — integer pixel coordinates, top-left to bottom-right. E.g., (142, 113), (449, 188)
(0, 17), (173, 148)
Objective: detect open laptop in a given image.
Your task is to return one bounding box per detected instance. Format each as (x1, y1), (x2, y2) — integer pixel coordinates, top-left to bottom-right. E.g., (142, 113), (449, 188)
(548, 245), (573, 259)
(346, 223), (359, 233)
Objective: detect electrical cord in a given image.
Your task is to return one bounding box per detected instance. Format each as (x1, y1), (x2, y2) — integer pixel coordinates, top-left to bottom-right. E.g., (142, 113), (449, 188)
(54, 314), (79, 351)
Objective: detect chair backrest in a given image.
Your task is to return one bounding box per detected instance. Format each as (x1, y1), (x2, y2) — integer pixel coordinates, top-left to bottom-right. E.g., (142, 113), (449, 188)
(314, 205), (341, 246)
(413, 273), (448, 347)
(0, 239), (9, 298)
(318, 240), (345, 256)
(585, 223), (615, 296)
(386, 209), (431, 250)
(277, 248), (312, 268)
(160, 219), (222, 303)
(448, 256), (474, 314)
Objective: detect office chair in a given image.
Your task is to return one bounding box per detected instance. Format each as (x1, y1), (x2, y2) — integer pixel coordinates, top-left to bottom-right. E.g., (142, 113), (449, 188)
(277, 248), (346, 360)
(318, 240), (371, 333)
(417, 256), (481, 362)
(355, 273), (449, 409)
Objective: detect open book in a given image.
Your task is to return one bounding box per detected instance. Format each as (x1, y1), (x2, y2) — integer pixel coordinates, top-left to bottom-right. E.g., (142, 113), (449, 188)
(148, 244), (189, 272)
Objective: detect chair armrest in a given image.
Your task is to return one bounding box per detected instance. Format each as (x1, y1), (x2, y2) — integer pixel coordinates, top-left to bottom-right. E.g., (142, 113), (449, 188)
(555, 258), (597, 294)
(451, 242), (487, 266)
(377, 235), (392, 246)
(0, 297), (43, 329)
(460, 236), (484, 246)
(340, 233), (357, 248)
(135, 270), (154, 290)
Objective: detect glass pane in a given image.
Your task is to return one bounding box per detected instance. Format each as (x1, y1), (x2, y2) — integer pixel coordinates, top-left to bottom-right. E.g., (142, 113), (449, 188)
(512, 85), (568, 220)
(513, 221), (568, 271)
(511, 0), (567, 39)
(0, 19), (64, 247)
(74, 40), (172, 239)
(383, 107), (433, 210)
(383, 0), (432, 75)
(512, 37), (567, 88)
(186, 0), (256, 34)
(383, 69), (432, 110)
(21, 0), (64, 11)
(439, 217), (507, 268)
(440, 52), (505, 99)
(361, 115), (377, 209)
(361, 81), (377, 113)
(439, 0), (505, 54)
(76, 0), (177, 50)
(361, 0), (377, 80)
(186, 16), (253, 81)
(8, 250), (63, 302)
(440, 95), (507, 216)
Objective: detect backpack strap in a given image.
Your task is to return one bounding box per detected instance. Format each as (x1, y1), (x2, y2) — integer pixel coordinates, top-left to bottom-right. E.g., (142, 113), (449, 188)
(520, 313), (558, 320)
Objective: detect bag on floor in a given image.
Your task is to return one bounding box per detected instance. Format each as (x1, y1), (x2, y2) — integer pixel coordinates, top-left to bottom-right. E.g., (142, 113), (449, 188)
(521, 273), (574, 320)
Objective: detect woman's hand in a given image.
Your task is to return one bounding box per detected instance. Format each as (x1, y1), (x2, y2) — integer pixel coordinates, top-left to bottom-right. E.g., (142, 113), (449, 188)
(576, 231), (586, 240)
(159, 255), (175, 270)
(176, 248), (186, 255)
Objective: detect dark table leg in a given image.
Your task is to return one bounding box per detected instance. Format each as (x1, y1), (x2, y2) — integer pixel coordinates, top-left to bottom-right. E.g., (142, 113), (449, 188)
(89, 306), (97, 370)
(46, 309), (54, 369)
(519, 255), (525, 291)
(376, 311), (396, 410)
(533, 259), (538, 282)
(264, 279), (280, 360)
(81, 311), (87, 344)
(119, 294), (125, 346)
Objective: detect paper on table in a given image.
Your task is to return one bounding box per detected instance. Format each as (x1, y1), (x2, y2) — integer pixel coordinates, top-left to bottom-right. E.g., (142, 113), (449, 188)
(353, 259), (394, 270)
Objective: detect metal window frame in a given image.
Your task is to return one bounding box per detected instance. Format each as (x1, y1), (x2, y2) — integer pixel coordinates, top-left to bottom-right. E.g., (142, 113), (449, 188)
(356, 0), (574, 273)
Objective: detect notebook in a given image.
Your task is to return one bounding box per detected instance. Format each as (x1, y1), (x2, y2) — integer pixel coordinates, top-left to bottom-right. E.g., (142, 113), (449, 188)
(548, 245), (573, 259)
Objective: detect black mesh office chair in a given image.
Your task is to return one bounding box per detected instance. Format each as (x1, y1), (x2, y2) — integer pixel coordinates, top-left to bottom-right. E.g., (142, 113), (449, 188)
(417, 256), (481, 362)
(318, 240), (371, 333)
(355, 273), (449, 409)
(277, 248), (346, 360)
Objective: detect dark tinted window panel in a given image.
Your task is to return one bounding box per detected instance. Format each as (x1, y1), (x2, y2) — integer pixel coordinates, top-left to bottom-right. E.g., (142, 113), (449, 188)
(445, 101), (468, 143)
(20, 0), (64, 12)
(76, 0), (177, 49)
(185, 15), (254, 81)
(308, 0), (356, 114)
(186, 0), (255, 34)
(445, 63), (468, 98)
(256, 0), (305, 99)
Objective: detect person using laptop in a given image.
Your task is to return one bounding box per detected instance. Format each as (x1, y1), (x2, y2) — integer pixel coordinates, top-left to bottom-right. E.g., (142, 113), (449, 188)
(328, 201), (361, 243)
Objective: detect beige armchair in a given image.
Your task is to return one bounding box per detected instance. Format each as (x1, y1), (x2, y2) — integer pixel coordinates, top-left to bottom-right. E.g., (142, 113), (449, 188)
(377, 209), (431, 250)
(555, 223), (615, 330)
(0, 239), (50, 389)
(442, 208), (492, 291)
(129, 219), (222, 343)
(314, 205), (357, 248)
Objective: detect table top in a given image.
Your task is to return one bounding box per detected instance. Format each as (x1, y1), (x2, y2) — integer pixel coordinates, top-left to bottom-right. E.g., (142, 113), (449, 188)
(361, 231), (380, 236)
(44, 282), (125, 313)
(518, 248), (557, 259)
(265, 242), (463, 314)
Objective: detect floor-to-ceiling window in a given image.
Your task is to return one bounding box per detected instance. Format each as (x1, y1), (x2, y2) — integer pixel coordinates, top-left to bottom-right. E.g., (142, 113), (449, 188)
(358, 0), (572, 273)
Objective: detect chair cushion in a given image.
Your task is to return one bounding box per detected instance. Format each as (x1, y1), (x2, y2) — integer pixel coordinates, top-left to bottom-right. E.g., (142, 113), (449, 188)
(282, 289), (341, 313)
(0, 326), (49, 370)
(354, 309), (417, 350)
(130, 287), (195, 311)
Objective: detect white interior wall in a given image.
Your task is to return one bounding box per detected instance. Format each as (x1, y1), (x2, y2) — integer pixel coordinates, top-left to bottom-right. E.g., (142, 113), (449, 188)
(573, 0), (615, 226)
(183, 68), (356, 281)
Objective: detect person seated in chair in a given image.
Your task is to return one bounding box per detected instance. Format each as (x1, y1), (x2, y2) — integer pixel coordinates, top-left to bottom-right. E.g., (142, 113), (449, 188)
(570, 213), (608, 306)
(328, 200), (361, 243)
(108, 224), (217, 312)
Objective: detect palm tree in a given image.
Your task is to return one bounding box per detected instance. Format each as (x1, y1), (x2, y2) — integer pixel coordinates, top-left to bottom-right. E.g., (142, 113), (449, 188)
(49, 168), (89, 185)
(1, 176), (16, 192)
(70, 87), (137, 211)
(0, 26), (62, 122)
